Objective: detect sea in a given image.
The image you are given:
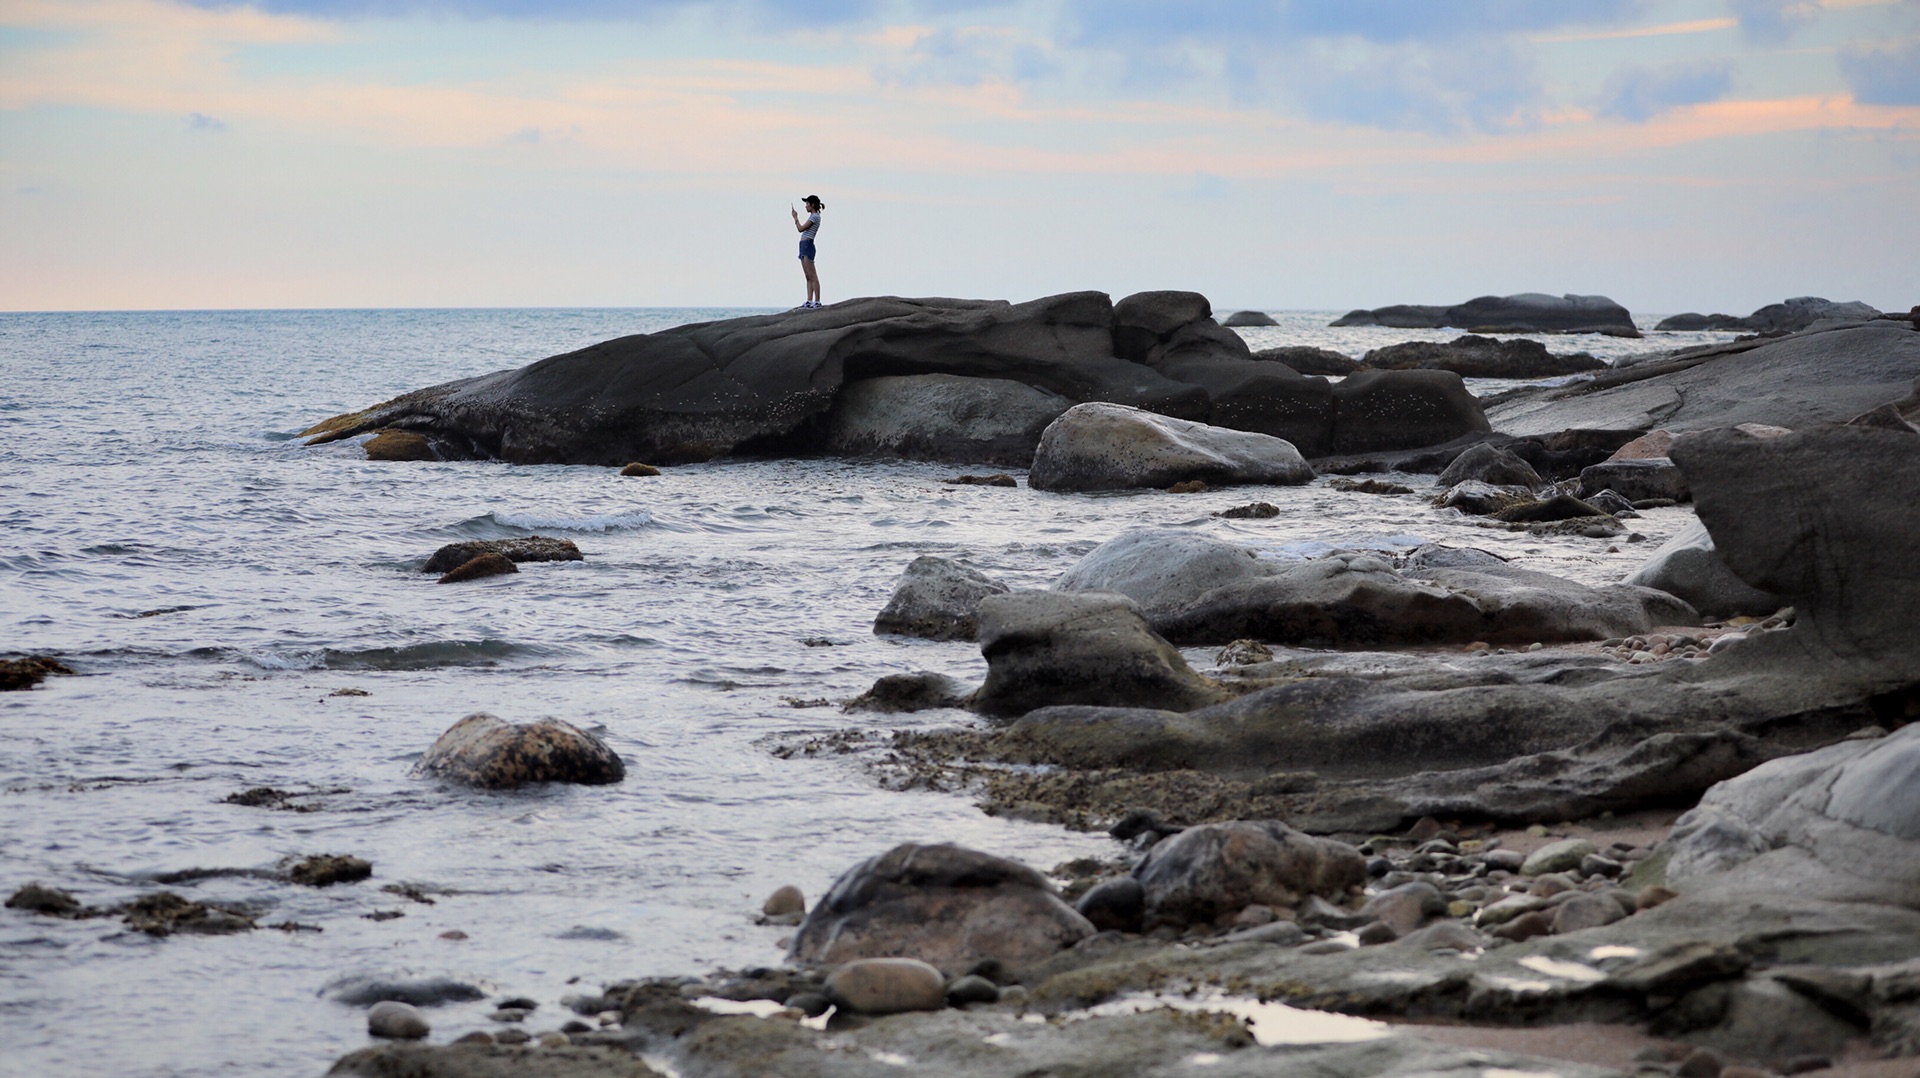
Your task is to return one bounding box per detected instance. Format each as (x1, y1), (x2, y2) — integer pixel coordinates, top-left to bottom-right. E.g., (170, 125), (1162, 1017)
(0, 307), (1740, 1076)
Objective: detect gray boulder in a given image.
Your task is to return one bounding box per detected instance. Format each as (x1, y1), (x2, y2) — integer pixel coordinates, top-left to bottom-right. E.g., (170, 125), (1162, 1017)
(787, 843), (1094, 976)
(1027, 402), (1314, 492)
(1433, 442), (1543, 488)
(873, 556), (1009, 641)
(970, 591), (1228, 718)
(1664, 724), (1920, 908)
(1579, 458), (1689, 503)
(1436, 480), (1535, 516)
(1655, 296), (1881, 333)
(414, 714), (624, 789)
(1132, 820), (1365, 930)
(1327, 370), (1491, 454)
(1488, 320), (1920, 436)
(1221, 310), (1277, 327)
(1250, 345), (1361, 376)
(1363, 335), (1607, 378)
(1624, 520), (1780, 620)
(1333, 293), (1637, 335)
(821, 374), (1071, 465)
(1052, 529), (1269, 618)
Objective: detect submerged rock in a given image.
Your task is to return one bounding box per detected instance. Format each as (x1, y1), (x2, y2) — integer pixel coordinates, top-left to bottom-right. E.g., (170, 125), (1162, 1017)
(363, 430), (439, 462)
(324, 972), (489, 1007)
(0, 656), (74, 692)
(1333, 293), (1637, 335)
(122, 891), (256, 936)
(415, 714), (625, 790)
(422, 537), (583, 575)
(872, 556), (1008, 641)
(1027, 402), (1315, 492)
(289, 855), (373, 888)
(437, 553), (516, 584)
(787, 843), (1094, 976)
(366, 1000), (431, 1040)
(6, 883), (83, 916)
(1221, 309), (1277, 327)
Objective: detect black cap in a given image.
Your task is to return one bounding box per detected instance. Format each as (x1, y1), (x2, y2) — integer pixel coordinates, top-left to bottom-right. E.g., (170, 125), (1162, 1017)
(802, 194), (822, 205)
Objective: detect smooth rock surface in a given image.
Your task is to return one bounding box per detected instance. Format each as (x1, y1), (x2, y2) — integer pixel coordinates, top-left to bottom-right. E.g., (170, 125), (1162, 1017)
(1433, 442), (1542, 489)
(414, 714), (625, 789)
(367, 1001), (430, 1040)
(1624, 520), (1781, 620)
(970, 590), (1228, 718)
(1333, 293), (1637, 334)
(822, 957), (948, 1014)
(872, 556), (1009, 641)
(1051, 529), (1268, 619)
(822, 374), (1071, 465)
(1027, 403), (1314, 492)
(1132, 820), (1365, 929)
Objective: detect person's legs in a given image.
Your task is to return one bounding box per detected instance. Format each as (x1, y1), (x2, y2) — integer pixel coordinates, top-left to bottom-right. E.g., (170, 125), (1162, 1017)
(802, 259), (820, 304)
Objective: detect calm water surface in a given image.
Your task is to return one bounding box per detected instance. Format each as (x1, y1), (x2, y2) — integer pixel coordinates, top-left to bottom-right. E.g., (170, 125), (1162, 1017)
(0, 306), (1731, 1076)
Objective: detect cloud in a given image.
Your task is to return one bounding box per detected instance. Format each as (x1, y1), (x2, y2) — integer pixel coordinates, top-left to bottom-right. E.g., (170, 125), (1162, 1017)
(1601, 62), (1734, 121)
(188, 110), (228, 130)
(1727, 0), (1819, 42)
(176, 0), (908, 23)
(1840, 39), (1920, 105)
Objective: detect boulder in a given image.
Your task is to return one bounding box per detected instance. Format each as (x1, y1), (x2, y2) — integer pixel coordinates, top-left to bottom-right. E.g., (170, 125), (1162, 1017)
(1328, 370), (1491, 454)
(1074, 877), (1144, 933)
(1362, 335), (1607, 378)
(970, 591), (1228, 718)
(367, 1001), (431, 1040)
(1221, 310), (1277, 327)
(1433, 442), (1542, 489)
(1654, 297), (1881, 333)
(1609, 430), (1674, 460)
(1132, 820), (1365, 929)
(821, 374), (1071, 465)
(822, 958), (947, 1014)
(436, 553), (516, 584)
(1436, 480), (1534, 516)
(0, 656), (74, 692)
(1663, 723), (1920, 908)
(422, 537), (582, 575)
(1052, 529), (1269, 619)
(1624, 520), (1781, 620)
(1579, 458), (1689, 503)
(787, 843), (1095, 975)
(1486, 320), (1920, 436)
(1333, 293), (1637, 335)
(1253, 346), (1361, 376)
(1359, 881), (1446, 936)
(843, 671), (973, 713)
(414, 714), (625, 789)
(872, 556), (1009, 641)
(1027, 402), (1314, 493)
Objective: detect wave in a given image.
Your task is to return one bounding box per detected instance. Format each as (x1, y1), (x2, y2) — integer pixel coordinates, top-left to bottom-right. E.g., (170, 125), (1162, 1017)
(240, 639), (567, 672)
(450, 509), (657, 535)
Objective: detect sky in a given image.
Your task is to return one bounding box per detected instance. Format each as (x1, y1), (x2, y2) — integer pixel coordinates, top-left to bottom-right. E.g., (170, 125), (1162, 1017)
(1, 0), (1916, 313)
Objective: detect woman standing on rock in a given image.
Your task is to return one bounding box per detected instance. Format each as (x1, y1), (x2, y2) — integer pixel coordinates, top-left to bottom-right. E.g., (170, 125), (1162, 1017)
(791, 195), (824, 309)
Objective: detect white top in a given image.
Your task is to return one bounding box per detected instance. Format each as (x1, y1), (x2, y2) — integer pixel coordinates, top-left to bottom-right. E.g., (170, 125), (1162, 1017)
(800, 212), (820, 241)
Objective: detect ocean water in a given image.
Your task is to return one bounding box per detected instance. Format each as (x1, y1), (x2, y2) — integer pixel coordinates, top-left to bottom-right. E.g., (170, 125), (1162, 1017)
(0, 307), (1734, 1076)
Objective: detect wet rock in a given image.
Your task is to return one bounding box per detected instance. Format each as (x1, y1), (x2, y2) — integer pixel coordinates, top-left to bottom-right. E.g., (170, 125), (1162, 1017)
(1364, 335), (1607, 379)
(1333, 292), (1637, 335)
(943, 973), (1001, 1006)
(422, 537), (583, 575)
(1490, 910), (1555, 942)
(415, 714), (624, 790)
(1489, 494), (1611, 524)
(122, 891), (255, 936)
(1222, 310), (1277, 327)
(1215, 501), (1279, 518)
(330, 1042), (660, 1076)
(1330, 370), (1492, 454)
(289, 855), (373, 887)
(0, 655), (75, 691)
(1053, 529), (1270, 619)
(788, 843), (1094, 976)
(1625, 520), (1782, 621)
(1579, 458), (1689, 503)
(324, 972), (488, 1007)
(1074, 877), (1144, 933)
(367, 1001), (431, 1039)
(784, 991), (830, 1017)
(872, 556), (1009, 642)
(363, 430), (439, 462)
(943, 473), (1018, 487)
(1656, 296), (1881, 334)
(1359, 881), (1445, 937)
(6, 883), (83, 916)
(1522, 839), (1598, 876)
(822, 373), (1072, 465)
(435, 552), (518, 584)
(1028, 402), (1315, 492)
(1132, 820), (1365, 929)
(1252, 345), (1360, 376)
(1552, 892), (1627, 934)
(1678, 977), (1864, 1062)
(1437, 480), (1535, 516)
(1214, 639), (1273, 667)
(970, 591), (1228, 718)
(618, 462), (660, 477)
(762, 885), (805, 918)
(1402, 920), (1483, 952)
(843, 671), (973, 713)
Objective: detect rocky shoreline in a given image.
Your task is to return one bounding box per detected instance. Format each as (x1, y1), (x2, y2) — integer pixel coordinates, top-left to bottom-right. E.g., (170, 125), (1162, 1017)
(13, 294), (1918, 1078)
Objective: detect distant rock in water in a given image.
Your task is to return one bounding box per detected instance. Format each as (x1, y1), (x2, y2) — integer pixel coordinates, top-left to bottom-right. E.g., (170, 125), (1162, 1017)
(415, 714), (624, 789)
(0, 656), (74, 692)
(1221, 310), (1277, 327)
(1362, 335), (1607, 379)
(1250, 346), (1361, 376)
(1332, 293), (1638, 336)
(303, 290), (1491, 465)
(435, 553), (515, 584)
(1655, 296), (1881, 333)
(421, 537), (582, 575)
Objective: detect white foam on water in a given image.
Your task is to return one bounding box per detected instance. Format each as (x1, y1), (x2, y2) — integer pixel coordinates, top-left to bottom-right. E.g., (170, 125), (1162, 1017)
(490, 507), (655, 532)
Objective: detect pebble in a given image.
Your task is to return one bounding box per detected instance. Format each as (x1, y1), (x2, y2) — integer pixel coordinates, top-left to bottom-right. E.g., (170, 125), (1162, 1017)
(944, 974), (1001, 1006)
(1489, 910), (1554, 943)
(561, 1020), (590, 1034)
(997, 985), (1029, 1006)
(367, 1001), (430, 1040)
(1481, 849), (1526, 872)
(1528, 872), (1577, 897)
(762, 885), (806, 918)
(784, 991), (831, 1017)
(1233, 904), (1277, 928)
(1356, 921), (1399, 946)
(494, 1028), (531, 1045)
(453, 1031), (494, 1045)
(1579, 853), (1623, 878)
(490, 1008), (530, 1022)
(1521, 838), (1597, 876)
(538, 1032), (570, 1048)
(824, 958), (948, 1015)
(1552, 892), (1628, 934)
(1677, 1046), (1727, 1078)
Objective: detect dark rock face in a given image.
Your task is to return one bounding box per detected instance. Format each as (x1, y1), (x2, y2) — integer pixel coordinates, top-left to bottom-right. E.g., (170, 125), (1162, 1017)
(436, 552), (517, 584)
(787, 843), (1094, 976)
(288, 854), (372, 887)
(414, 714), (625, 789)
(305, 291), (1490, 466)
(971, 591), (1228, 718)
(1221, 310), (1277, 327)
(1328, 371), (1492, 455)
(1251, 346), (1361, 376)
(0, 655), (74, 691)
(1132, 820), (1365, 929)
(1434, 442), (1542, 489)
(1654, 296), (1881, 333)
(1487, 321), (1920, 437)
(872, 556), (1009, 641)
(422, 537), (583, 575)
(1579, 458), (1690, 503)
(1624, 521), (1781, 620)
(1332, 293), (1637, 335)
(1027, 403), (1315, 492)
(821, 374), (1070, 465)
(1363, 335), (1607, 378)
(844, 671), (973, 713)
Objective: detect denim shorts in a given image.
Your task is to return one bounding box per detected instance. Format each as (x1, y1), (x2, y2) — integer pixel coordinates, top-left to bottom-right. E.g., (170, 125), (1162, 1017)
(798, 239), (817, 262)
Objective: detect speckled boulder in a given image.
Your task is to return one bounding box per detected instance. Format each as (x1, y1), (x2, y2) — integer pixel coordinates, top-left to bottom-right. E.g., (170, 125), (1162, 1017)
(1027, 402), (1315, 492)
(415, 714), (624, 790)
(873, 556), (1009, 641)
(1133, 820), (1366, 929)
(788, 843), (1094, 976)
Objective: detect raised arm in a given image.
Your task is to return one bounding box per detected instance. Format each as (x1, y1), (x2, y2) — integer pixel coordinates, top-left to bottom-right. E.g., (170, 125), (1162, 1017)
(791, 205), (808, 233)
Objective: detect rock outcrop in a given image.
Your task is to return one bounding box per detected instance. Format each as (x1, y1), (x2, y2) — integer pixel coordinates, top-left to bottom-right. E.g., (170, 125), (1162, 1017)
(305, 291), (1491, 466)
(421, 537), (582, 575)
(414, 714), (625, 789)
(1221, 310), (1276, 327)
(872, 556), (1009, 641)
(786, 843), (1094, 976)
(1655, 296), (1881, 333)
(1332, 293), (1638, 336)
(1249, 345), (1361, 376)
(1624, 520), (1780, 620)
(1486, 320), (1920, 437)
(1363, 335), (1607, 378)
(1026, 403), (1315, 492)
(970, 591), (1228, 718)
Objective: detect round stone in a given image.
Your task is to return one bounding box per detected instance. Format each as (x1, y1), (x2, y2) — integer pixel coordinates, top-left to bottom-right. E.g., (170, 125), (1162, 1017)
(367, 1000), (430, 1040)
(824, 958), (948, 1015)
